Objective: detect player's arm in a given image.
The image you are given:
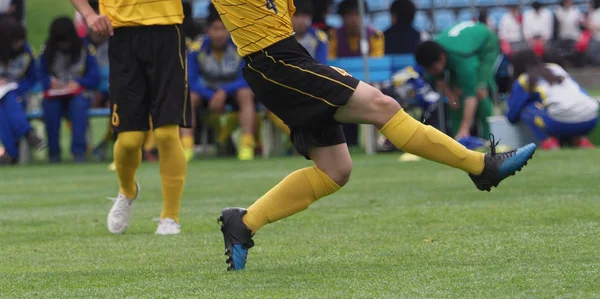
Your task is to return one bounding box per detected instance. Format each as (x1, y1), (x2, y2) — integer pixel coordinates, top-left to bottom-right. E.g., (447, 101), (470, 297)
(505, 76), (531, 124)
(14, 44), (37, 97)
(73, 46), (100, 90)
(187, 49), (214, 99)
(369, 31), (385, 57)
(38, 51), (52, 90)
(221, 60), (249, 96)
(315, 30), (329, 64)
(454, 61), (479, 138)
(69, 0), (113, 37)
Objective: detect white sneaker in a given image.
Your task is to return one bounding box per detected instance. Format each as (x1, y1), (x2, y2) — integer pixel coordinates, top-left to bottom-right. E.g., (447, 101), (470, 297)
(155, 218), (181, 235)
(107, 182), (140, 234)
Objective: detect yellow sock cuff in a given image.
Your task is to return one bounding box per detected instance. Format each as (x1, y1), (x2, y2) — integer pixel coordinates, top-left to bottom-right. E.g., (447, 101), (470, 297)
(379, 109), (420, 149)
(241, 134), (256, 148)
(182, 135), (195, 150)
(305, 166), (341, 199)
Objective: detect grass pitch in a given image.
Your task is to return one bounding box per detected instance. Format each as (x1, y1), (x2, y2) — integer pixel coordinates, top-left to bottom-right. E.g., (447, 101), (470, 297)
(1, 149), (599, 298)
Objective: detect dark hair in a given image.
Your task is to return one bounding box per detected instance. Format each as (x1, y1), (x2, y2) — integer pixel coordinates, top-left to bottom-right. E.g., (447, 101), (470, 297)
(390, 0), (416, 25)
(312, 0), (333, 20)
(294, 0), (313, 15)
(45, 16), (83, 71)
(0, 16), (26, 65)
(512, 49), (564, 91)
(532, 1), (543, 10)
(594, 0), (600, 10)
(208, 3), (219, 16)
(206, 12), (223, 27)
(478, 9), (488, 23)
(415, 41), (445, 68)
(337, 0), (368, 16)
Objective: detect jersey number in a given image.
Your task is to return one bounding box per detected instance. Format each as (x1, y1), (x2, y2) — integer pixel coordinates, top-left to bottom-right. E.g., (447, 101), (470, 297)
(266, 0), (278, 14)
(448, 21), (475, 37)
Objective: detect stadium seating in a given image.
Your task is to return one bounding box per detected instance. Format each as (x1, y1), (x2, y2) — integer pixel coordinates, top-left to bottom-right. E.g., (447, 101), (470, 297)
(433, 9), (456, 31)
(372, 12), (391, 31)
(329, 57), (393, 82)
(457, 8), (475, 22)
(414, 11), (432, 31)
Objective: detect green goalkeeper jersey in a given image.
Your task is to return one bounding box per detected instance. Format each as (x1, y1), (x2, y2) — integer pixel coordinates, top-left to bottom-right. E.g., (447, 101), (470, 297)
(434, 21), (499, 98)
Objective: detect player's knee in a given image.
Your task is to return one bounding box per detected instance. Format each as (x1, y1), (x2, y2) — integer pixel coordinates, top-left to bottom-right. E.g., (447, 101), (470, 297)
(371, 92), (401, 127)
(116, 132), (145, 151)
(154, 125), (180, 146)
(321, 163), (352, 187)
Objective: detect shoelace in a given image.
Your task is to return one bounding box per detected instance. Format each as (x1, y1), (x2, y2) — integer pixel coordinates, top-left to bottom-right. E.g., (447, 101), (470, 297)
(488, 134), (516, 160)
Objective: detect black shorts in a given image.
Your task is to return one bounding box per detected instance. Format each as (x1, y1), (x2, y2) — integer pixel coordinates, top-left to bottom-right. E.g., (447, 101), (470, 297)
(109, 25), (191, 132)
(242, 37), (360, 159)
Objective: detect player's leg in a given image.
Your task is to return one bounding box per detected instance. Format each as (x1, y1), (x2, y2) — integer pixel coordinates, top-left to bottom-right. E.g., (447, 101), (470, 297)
(106, 27), (149, 234)
(334, 81), (535, 191)
(220, 127), (350, 270)
(0, 99), (18, 163)
(146, 25), (190, 233)
(68, 94), (89, 162)
(235, 87), (256, 161)
(42, 98), (63, 163)
(180, 92), (201, 162)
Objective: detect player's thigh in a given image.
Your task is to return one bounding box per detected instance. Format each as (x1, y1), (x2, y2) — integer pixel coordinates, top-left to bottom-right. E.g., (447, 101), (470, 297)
(334, 81), (401, 128)
(243, 59), (358, 128)
(109, 29), (150, 132)
(145, 25), (191, 129)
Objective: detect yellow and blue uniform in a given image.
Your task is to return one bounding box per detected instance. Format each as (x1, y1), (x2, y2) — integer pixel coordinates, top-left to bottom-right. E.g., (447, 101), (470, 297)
(328, 26), (384, 59)
(0, 43), (38, 159)
(296, 27), (328, 64)
(99, 0), (183, 28)
(187, 37), (248, 101)
(39, 42), (100, 162)
(506, 64), (599, 141)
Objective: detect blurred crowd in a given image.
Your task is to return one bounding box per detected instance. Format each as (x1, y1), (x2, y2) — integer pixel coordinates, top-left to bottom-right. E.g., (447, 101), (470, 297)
(0, 0), (598, 166)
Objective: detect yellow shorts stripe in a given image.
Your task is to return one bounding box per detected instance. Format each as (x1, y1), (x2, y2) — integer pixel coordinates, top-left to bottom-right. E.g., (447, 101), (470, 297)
(264, 51), (356, 91)
(247, 64), (338, 108)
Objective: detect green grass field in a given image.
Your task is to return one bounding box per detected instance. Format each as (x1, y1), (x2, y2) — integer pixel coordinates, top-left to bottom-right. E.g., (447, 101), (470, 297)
(1, 150), (599, 298)
(26, 0), (74, 52)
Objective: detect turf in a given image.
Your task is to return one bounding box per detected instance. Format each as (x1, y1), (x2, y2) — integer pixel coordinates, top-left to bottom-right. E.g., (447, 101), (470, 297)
(1, 149), (599, 298)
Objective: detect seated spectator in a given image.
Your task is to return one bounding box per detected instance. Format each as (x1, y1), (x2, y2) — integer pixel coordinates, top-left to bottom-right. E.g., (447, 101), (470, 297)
(384, 0), (421, 54)
(39, 16), (99, 163)
(555, 0), (583, 42)
(0, 0), (14, 17)
(311, 0), (334, 33)
(506, 49), (598, 149)
(499, 4), (527, 55)
(329, 0), (384, 59)
(587, 0), (600, 64)
(0, 16), (44, 165)
(293, 0), (328, 64)
(523, 1), (554, 51)
(185, 12), (256, 161)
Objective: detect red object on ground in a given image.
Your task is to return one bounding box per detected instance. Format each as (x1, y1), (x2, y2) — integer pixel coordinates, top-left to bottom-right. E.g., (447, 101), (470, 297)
(541, 137), (560, 150)
(576, 137), (595, 149)
(575, 30), (591, 53)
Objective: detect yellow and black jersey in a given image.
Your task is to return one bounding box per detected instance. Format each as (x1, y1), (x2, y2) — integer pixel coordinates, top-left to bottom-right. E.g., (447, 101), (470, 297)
(99, 0), (184, 28)
(212, 0), (296, 56)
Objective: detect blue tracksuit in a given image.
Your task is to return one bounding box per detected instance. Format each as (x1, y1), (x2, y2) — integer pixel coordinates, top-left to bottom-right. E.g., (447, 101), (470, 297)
(187, 37), (248, 101)
(295, 26), (328, 64)
(39, 43), (99, 161)
(505, 64), (599, 141)
(0, 43), (38, 159)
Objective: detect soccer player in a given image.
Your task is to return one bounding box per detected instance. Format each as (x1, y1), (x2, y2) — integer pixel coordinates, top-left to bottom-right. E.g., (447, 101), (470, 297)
(506, 49), (598, 149)
(213, 0), (536, 271)
(69, 0), (190, 235)
(415, 21), (498, 140)
(184, 12), (256, 161)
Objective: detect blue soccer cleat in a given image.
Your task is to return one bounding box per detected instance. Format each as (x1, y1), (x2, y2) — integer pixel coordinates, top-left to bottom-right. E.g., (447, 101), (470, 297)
(218, 208), (254, 271)
(469, 135), (536, 191)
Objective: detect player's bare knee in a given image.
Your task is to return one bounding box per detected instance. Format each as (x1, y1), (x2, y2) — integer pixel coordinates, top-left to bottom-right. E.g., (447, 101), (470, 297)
(371, 93), (401, 127)
(320, 163), (352, 187)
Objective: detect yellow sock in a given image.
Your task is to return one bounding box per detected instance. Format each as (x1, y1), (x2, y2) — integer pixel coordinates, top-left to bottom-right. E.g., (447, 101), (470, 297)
(155, 125), (187, 222)
(380, 109), (485, 175)
(114, 131), (145, 198)
(218, 113), (239, 144)
(241, 134), (256, 149)
(181, 135), (195, 150)
(265, 111), (290, 136)
(242, 166), (340, 233)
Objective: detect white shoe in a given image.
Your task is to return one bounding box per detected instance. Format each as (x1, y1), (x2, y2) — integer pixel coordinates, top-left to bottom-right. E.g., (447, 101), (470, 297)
(155, 218), (181, 235)
(107, 182), (140, 234)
